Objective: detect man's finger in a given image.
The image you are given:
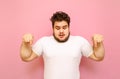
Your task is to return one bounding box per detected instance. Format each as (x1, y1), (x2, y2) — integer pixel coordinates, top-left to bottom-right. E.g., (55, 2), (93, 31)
(30, 40), (33, 45)
(93, 39), (97, 48)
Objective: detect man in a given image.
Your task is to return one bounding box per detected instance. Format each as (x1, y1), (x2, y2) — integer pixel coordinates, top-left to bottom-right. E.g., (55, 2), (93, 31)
(20, 11), (105, 79)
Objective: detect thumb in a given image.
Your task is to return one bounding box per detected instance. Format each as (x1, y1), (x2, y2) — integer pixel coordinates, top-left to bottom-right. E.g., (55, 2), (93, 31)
(93, 40), (97, 48)
(92, 36), (97, 48)
(29, 40), (33, 45)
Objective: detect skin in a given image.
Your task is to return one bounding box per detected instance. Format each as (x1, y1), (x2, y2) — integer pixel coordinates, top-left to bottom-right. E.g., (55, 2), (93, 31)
(20, 21), (105, 62)
(53, 21), (70, 42)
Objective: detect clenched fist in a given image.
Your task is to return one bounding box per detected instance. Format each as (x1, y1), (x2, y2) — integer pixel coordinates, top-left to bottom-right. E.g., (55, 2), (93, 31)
(92, 34), (104, 48)
(22, 33), (34, 45)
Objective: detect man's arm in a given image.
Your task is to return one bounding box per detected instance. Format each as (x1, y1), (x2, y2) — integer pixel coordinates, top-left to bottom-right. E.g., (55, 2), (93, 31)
(89, 34), (105, 61)
(20, 34), (38, 62)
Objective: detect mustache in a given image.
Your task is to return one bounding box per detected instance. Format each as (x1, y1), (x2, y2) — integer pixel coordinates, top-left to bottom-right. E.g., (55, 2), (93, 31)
(59, 34), (65, 36)
(59, 33), (65, 35)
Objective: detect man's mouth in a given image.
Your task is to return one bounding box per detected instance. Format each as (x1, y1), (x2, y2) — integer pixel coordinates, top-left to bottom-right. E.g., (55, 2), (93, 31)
(59, 34), (65, 38)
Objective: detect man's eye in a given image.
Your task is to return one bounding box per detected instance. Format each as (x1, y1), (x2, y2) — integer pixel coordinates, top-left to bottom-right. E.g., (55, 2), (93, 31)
(55, 27), (60, 30)
(63, 26), (67, 29)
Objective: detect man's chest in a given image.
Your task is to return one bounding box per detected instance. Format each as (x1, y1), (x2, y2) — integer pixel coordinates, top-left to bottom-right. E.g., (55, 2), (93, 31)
(42, 42), (82, 58)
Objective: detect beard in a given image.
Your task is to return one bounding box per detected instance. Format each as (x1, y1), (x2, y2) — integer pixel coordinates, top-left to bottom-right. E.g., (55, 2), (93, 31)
(53, 32), (70, 43)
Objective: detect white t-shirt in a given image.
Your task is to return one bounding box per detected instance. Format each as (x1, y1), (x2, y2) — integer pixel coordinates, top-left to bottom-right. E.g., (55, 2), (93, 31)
(32, 35), (93, 79)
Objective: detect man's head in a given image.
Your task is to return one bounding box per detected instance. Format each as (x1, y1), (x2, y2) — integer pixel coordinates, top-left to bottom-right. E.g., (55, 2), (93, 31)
(50, 11), (70, 42)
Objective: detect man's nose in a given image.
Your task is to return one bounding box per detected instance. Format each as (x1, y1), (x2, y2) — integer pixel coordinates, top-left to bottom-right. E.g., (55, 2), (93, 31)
(59, 29), (64, 33)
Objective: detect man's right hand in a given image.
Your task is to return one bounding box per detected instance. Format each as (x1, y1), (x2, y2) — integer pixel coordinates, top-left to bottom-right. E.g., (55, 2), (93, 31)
(22, 33), (34, 45)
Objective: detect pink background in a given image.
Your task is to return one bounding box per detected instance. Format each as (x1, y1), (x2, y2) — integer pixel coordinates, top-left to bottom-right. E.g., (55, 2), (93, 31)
(0, 0), (120, 79)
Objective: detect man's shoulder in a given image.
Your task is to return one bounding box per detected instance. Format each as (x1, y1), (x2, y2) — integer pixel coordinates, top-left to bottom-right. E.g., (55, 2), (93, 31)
(40, 36), (52, 39)
(38, 36), (53, 42)
(70, 35), (85, 40)
(70, 35), (89, 44)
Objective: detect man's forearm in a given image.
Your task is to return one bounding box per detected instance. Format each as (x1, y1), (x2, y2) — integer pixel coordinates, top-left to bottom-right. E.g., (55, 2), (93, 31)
(20, 42), (32, 60)
(93, 42), (105, 59)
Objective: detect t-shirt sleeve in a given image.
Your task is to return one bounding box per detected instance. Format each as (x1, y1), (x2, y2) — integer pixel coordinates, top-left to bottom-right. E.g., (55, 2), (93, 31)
(81, 38), (93, 57)
(32, 38), (43, 56)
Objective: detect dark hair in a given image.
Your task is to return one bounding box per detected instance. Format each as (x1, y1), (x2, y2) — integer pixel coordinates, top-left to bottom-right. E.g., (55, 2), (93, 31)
(50, 11), (70, 27)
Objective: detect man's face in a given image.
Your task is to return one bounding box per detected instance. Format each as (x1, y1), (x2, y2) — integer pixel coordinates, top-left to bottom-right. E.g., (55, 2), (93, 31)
(53, 21), (70, 42)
